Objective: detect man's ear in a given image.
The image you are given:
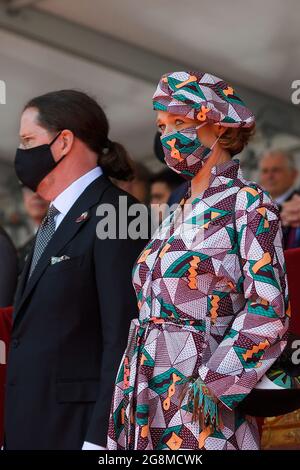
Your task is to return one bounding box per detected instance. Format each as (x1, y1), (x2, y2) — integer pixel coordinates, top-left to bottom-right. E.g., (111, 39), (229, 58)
(60, 129), (74, 156)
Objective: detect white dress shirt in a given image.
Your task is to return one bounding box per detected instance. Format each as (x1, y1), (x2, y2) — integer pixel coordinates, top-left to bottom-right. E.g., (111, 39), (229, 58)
(50, 166), (106, 450)
(51, 166), (103, 229)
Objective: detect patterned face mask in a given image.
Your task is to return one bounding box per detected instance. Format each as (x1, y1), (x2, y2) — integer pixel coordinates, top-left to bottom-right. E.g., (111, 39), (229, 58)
(160, 123), (220, 180)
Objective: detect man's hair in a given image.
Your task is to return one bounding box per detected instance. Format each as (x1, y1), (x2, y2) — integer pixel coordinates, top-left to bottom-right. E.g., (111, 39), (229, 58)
(150, 169), (182, 190)
(25, 89), (133, 180)
(261, 149), (296, 170)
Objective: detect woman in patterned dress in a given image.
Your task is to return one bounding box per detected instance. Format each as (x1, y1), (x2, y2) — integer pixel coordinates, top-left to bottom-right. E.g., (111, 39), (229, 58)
(107, 71), (289, 450)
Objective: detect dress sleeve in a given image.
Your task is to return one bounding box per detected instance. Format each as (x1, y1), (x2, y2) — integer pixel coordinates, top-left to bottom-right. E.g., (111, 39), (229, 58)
(197, 185), (290, 411)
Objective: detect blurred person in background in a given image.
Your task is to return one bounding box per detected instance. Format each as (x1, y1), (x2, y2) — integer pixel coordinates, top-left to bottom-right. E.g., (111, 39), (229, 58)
(112, 161), (152, 204)
(18, 186), (49, 273)
(281, 193), (300, 233)
(0, 226), (18, 307)
(150, 168), (182, 205)
(150, 168), (182, 223)
(259, 150), (298, 206)
(259, 150), (300, 248)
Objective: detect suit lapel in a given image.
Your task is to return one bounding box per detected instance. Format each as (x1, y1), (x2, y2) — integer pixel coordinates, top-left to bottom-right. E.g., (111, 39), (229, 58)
(13, 175), (111, 324)
(13, 247), (34, 320)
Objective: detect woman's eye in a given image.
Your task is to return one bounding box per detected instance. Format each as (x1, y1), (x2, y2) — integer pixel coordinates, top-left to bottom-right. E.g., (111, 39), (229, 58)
(158, 124), (166, 133)
(175, 120), (184, 126)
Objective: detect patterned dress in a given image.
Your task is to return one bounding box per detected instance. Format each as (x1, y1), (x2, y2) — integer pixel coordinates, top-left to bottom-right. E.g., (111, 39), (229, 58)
(107, 159), (289, 450)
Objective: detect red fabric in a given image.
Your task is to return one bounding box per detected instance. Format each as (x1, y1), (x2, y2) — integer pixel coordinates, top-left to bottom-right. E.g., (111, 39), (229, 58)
(255, 249), (300, 440)
(284, 248), (300, 335)
(0, 307), (13, 447)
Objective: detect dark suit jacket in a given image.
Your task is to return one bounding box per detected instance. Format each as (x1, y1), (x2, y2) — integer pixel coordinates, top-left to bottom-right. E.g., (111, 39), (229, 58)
(167, 181), (188, 207)
(0, 227), (18, 308)
(5, 175), (148, 449)
(277, 189), (300, 249)
(17, 236), (35, 276)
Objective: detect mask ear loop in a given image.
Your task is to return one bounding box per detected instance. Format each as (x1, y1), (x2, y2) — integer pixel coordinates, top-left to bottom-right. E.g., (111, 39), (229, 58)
(195, 122), (222, 150)
(195, 122), (207, 131)
(49, 131), (67, 165)
(210, 133), (221, 150)
(49, 131), (62, 147)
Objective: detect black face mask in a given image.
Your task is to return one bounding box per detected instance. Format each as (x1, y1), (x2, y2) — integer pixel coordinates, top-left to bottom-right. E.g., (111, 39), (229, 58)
(14, 132), (66, 191)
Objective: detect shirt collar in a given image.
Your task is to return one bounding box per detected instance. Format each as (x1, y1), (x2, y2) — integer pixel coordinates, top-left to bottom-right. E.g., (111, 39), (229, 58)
(275, 187), (295, 205)
(52, 166), (103, 215)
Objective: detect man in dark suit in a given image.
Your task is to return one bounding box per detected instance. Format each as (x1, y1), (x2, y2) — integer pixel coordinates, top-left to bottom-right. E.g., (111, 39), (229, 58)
(5, 90), (147, 450)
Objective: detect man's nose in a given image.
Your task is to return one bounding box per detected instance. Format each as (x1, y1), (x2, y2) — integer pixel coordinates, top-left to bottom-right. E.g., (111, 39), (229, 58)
(263, 170), (273, 177)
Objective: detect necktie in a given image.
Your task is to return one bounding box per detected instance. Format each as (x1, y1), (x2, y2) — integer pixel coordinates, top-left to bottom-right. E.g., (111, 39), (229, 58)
(28, 204), (60, 278)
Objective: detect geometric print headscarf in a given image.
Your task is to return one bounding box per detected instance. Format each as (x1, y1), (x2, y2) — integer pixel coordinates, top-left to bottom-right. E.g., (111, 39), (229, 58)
(153, 71), (255, 128)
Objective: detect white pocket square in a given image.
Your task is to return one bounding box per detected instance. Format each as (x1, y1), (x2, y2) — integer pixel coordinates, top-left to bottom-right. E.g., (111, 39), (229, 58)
(50, 255), (70, 265)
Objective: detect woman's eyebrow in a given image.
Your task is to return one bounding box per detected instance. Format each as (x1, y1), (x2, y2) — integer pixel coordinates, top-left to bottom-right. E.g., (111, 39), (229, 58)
(156, 115), (187, 126)
(165, 115), (185, 121)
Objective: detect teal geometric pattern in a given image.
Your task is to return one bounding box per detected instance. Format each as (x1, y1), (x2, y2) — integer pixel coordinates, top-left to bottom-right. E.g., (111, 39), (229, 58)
(108, 159), (289, 451)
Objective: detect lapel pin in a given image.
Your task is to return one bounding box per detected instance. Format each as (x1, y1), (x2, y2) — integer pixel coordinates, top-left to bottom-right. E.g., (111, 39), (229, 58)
(76, 211), (89, 223)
